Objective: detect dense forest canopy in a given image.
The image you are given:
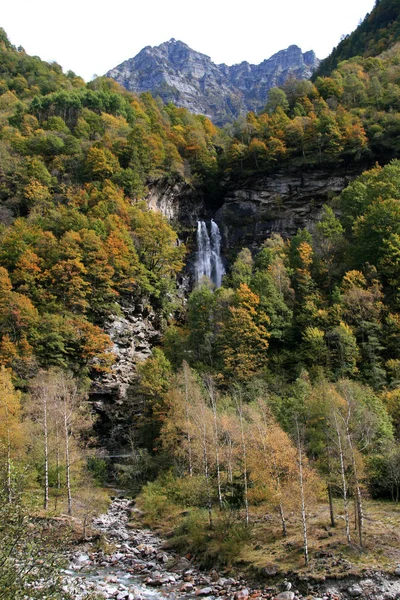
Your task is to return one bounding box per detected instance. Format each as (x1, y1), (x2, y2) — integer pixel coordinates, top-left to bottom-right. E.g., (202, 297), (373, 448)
(315, 0), (400, 77)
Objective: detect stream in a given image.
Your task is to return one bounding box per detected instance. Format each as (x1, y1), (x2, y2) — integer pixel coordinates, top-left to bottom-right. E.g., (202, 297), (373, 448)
(62, 498), (400, 600)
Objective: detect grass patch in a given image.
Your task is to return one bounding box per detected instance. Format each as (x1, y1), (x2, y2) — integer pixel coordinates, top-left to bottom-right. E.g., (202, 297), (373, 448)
(136, 474), (400, 576)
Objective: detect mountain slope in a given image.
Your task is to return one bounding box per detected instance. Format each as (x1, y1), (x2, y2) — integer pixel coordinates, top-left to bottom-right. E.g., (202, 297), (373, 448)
(315, 0), (400, 77)
(106, 39), (319, 125)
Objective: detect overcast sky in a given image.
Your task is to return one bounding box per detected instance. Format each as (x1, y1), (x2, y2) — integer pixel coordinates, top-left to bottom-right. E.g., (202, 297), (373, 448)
(2, 0), (376, 82)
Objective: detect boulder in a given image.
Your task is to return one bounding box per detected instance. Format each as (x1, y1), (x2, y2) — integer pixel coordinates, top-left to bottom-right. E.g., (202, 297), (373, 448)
(196, 587), (214, 596)
(347, 584), (363, 597)
(274, 593), (295, 600)
(235, 588), (250, 600)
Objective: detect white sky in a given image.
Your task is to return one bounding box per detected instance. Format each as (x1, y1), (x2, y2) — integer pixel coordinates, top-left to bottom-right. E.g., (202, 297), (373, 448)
(2, 0), (376, 82)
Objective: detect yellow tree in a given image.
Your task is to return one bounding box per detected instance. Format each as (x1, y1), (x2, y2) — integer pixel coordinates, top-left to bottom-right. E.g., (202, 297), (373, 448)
(27, 369), (93, 514)
(219, 284), (270, 381)
(160, 365), (216, 525)
(0, 367), (24, 503)
(247, 399), (298, 537)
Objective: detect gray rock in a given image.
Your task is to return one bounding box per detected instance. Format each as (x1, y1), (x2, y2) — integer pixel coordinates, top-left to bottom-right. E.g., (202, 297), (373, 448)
(156, 552), (169, 564)
(91, 304), (160, 400)
(112, 552), (125, 561)
(274, 592), (295, 600)
(348, 584), (363, 597)
(74, 553), (90, 564)
(263, 564), (280, 576)
(169, 557), (192, 572)
(107, 39), (319, 126)
(196, 587), (214, 596)
(145, 578), (163, 587)
(235, 588), (250, 600)
(215, 168), (358, 251)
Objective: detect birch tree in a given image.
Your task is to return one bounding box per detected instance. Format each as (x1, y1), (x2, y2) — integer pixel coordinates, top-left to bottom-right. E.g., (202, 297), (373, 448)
(235, 393), (249, 525)
(204, 374), (223, 509)
(27, 369), (92, 514)
(247, 399), (298, 537)
(295, 417), (309, 566)
(28, 371), (56, 511)
(0, 367), (24, 503)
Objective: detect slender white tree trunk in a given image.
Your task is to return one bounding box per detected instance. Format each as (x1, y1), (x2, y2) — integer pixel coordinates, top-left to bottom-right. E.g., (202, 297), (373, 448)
(43, 395), (49, 511)
(55, 421), (61, 490)
(206, 377), (223, 509)
(225, 432), (233, 485)
(63, 396), (72, 516)
(7, 428), (12, 504)
(201, 425), (213, 528)
(333, 412), (351, 543)
(278, 493), (287, 537)
(237, 398), (249, 526)
(326, 434), (336, 528)
(346, 421), (364, 547)
(296, 419), (308, 567)
(183, 363), (193, 477)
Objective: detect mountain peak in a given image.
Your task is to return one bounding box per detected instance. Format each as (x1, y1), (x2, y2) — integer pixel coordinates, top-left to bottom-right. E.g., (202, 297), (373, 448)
(106, 41), (319, 125)
(161, 38), (189, 49)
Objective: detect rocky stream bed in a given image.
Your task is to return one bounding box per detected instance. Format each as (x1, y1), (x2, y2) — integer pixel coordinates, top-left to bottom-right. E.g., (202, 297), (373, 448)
(63, 498), (400, 600)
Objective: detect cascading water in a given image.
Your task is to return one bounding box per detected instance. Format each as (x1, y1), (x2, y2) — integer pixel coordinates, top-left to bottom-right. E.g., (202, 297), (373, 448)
(210, 219), (225, 288)
(195, 220), (225, 287)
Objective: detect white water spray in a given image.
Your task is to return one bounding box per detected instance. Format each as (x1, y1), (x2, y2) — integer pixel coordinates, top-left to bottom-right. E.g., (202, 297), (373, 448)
(195, 220), (225, 287)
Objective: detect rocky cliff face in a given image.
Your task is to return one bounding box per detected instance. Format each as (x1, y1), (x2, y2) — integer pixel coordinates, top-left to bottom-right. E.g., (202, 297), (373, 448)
(143, 178), (204, 225)
(215, 167), (358, 250)
(91, 302), (159, 403)
(106, 40), (319, 125)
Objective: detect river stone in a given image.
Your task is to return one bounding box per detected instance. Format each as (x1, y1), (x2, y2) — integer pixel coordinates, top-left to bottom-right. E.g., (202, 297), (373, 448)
(181, 582), (194, 591)
(274, 593), (295, 600)
(74, 553), (90, 564)
(144, 577), (163, 587)
(156, 551), (169, 563)
(160, 575), (176, 584)
(112, 552), (125, 561)
(236, 588), (250, 600)
(168, 557), (191, 573)
(196, 587), (214, 595)
(348, 584), (363, 597)
(395, 566), (400, 576)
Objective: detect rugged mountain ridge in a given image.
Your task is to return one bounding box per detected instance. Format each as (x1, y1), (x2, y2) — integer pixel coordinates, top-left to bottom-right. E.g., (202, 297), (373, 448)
(106, 39), (319, 125)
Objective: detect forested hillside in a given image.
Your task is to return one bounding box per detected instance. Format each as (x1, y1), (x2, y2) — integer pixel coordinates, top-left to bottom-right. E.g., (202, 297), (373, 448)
(315, 0), (400, 76)
(221, 43), (400, 174)
(1, 13), (400, 594)
(0, 27), (223, 381)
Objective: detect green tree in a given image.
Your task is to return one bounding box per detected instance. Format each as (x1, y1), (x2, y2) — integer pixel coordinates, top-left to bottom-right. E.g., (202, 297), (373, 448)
(219, 284), (270, 381)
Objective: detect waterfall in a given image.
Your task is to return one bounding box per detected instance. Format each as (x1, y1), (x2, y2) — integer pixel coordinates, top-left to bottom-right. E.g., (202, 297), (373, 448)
(210, 219), (225, 288)
(195, 220), (225, 287)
